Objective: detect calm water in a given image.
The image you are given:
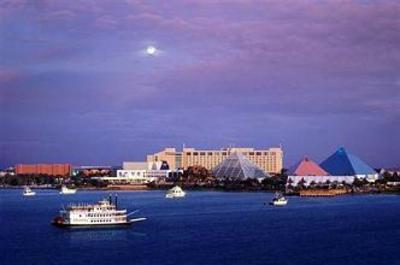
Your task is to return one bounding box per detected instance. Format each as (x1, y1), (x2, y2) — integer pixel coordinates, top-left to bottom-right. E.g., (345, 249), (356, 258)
(0, 190), (399, 265)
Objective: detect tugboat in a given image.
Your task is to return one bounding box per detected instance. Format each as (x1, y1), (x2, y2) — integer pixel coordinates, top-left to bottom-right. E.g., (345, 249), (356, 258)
(59, 185), (77, 195)
(269, 192), (288, 206)
(52, 195), (146, 227)
(23, 186), (36, 196)
(165, 186), (186, 199)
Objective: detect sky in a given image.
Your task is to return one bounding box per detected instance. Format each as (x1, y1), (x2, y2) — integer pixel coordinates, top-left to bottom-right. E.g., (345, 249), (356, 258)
(0, 0), (399, 169)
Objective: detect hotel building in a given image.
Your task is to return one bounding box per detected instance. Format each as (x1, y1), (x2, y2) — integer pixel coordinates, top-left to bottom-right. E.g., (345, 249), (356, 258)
(15, 164), (72, 177)
(147, 147), (283, 175)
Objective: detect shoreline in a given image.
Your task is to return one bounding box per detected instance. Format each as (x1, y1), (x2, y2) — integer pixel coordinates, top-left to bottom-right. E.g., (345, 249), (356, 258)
(1, 185), (398, 195)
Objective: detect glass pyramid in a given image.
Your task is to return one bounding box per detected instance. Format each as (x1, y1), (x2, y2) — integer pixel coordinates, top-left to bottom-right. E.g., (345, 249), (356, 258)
(320, 147), (376, 176)
(212, 152), (269, 180)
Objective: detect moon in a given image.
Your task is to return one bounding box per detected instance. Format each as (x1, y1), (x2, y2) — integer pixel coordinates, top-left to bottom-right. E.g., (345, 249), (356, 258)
(146, 46), (157, 55)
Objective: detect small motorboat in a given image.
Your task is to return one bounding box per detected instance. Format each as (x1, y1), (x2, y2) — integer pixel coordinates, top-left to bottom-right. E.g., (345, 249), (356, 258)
(165, 186), (186, 199)
(269, 192), (288, 206)
(23, 186), (36, 196)
(59, 185), (77, 195)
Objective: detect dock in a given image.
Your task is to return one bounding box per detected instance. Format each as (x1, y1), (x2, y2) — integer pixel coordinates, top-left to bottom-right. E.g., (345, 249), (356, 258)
(299, 189), (348, 197)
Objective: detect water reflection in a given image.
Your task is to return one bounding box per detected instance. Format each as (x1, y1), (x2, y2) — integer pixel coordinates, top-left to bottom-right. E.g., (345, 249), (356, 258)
(61, 227), (147, 243)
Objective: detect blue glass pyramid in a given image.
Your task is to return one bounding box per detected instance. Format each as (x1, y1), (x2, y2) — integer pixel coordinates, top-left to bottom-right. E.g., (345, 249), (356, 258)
(320, 147), (376, 176)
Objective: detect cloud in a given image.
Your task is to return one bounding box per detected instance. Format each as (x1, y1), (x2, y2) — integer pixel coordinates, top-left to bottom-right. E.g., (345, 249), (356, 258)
(0, 67), (23, 86)
(1, 0), (399, 167)
(94, 15), (118, 29)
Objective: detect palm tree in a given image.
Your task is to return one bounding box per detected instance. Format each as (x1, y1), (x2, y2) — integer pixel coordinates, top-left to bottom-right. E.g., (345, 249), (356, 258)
(298, 178), (307, 189)
(309, 180), (317, 189)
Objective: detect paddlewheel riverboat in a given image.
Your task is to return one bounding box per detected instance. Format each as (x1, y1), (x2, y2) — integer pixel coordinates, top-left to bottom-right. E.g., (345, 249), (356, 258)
(52, 195), (146, 227)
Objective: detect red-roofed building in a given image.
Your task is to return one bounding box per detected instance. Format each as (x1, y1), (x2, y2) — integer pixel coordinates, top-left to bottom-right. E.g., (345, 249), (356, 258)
(288, 157), (328, 176)
(286, 157), (355, 187)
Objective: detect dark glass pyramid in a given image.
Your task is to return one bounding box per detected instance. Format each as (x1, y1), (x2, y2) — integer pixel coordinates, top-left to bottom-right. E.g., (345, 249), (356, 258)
(212, 152), (269, 180)
(320, 147), (376, 176)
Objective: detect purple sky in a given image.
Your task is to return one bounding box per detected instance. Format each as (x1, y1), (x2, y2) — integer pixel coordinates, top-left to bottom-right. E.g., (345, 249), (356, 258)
(0, 0), (399, 169)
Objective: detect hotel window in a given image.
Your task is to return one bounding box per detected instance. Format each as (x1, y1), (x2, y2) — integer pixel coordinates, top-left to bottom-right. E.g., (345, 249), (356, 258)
(187, 152), (191, 155)
(208, 152), (213, 156)
(256, 152), (261, 156)
(200, 152), (205, 155)
(193, 152), (198, 156)
(222, 152), (227, 156)
(249, 152), (254, 155)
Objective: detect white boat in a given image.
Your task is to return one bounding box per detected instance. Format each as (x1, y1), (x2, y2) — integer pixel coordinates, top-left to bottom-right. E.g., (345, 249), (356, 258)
(59, 185), (77, 195)
(165, 186), (186, 199)
(23, 187), (36, 196)
(52, 195), (146, 227)
(269, 192), (288, 206)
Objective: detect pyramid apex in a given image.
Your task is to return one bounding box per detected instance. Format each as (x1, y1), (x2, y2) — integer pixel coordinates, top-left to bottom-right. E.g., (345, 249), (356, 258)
(337, 147), (346, 153)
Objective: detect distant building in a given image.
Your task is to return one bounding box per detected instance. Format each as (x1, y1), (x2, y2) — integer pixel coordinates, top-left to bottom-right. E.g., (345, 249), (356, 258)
(212, 152), (269, 181)
(287, 157), (355, 187)
(122, 162), (148, 170)
(15, 164), (71, 177)
(100, 161), (171, 184)
(147, 146), (283, 175)
(378, 168), (400, 177)
(0, 167), (15, 177)
(72, 166), (115, 177)
(320, 147), (378, 181)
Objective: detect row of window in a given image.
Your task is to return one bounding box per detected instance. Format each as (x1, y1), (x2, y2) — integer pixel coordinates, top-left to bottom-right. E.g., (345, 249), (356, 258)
(187, 160), (278, 165)
(185, 152), (278, 156)
(87, 213), (115, 217)
(90, 219), (113, 223)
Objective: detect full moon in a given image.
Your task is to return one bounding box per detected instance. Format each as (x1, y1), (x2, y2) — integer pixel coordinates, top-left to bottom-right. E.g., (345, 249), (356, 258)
(146, 46), (157, 55)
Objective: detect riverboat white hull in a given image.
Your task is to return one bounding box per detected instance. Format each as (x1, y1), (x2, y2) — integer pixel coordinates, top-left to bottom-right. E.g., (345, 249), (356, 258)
(52, 217), (146, 227)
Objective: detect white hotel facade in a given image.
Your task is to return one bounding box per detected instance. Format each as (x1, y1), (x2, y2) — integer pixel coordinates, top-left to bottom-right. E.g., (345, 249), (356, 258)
(99, 161), (171, 184)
